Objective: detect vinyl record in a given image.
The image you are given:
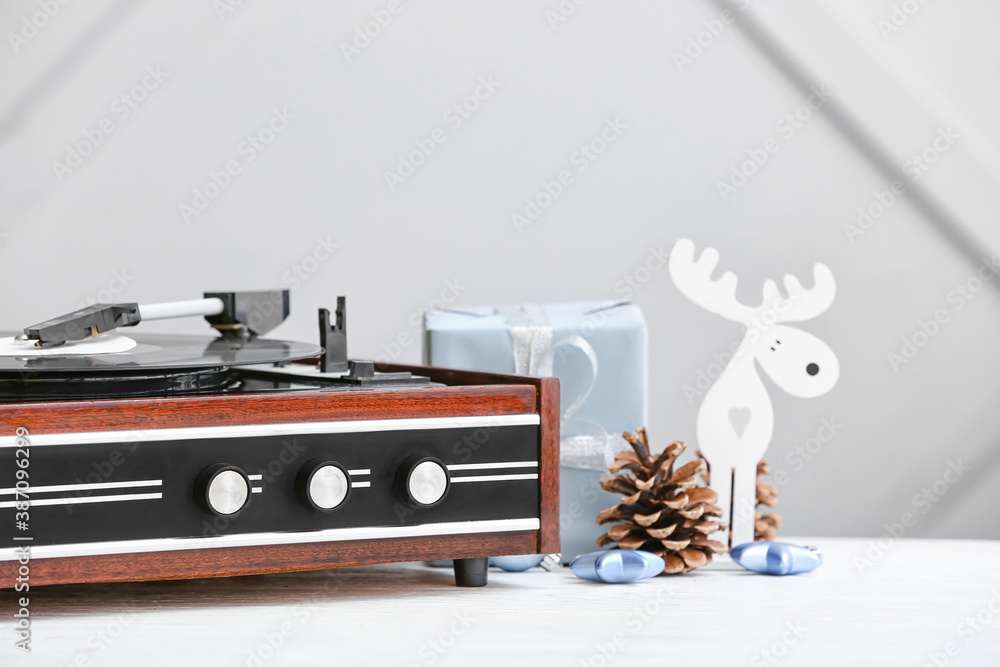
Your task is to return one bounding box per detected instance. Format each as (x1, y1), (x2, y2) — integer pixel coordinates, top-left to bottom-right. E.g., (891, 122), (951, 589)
(0, 333), (322, 373)
(0, 333), (323, 401)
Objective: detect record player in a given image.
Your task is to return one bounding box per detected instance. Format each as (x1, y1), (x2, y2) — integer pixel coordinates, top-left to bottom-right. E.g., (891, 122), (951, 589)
(0, 291), (559, 588)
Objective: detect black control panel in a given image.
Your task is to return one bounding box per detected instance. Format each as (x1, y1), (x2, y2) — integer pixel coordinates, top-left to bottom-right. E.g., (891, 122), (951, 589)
(0, 423), (540, 548)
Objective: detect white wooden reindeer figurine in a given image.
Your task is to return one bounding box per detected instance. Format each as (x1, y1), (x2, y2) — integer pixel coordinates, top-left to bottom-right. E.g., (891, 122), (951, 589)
(668, 239), (840, 548)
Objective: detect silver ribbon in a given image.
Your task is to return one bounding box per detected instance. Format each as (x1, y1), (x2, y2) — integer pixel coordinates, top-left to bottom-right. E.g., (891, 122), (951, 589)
(561, 421), (628, 471)
(498, 305), (620, 471)
(498, 304), (554, 377)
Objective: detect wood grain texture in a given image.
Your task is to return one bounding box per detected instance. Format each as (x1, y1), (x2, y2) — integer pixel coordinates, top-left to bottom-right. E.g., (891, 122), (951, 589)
(0, 366), (559, 588)
(536, 377), (560, 553)
(0, 531), (536, 587)
(0, 384), (536, 434)
(0, 363), (557, 589)
(377, 364), (561, 554)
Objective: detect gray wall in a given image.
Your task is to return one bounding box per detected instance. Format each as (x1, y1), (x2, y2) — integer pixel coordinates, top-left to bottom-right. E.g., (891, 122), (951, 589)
(3, 0), (999, 539)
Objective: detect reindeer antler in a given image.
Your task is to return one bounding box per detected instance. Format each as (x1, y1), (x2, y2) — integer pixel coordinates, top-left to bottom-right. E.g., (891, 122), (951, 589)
(775, 263), (836, 322)
(669, 239), (835, 325)
(669, 239), (756, 323)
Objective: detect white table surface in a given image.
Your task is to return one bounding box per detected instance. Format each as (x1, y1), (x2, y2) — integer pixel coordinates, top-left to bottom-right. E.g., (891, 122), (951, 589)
(2, 538), (999, 666)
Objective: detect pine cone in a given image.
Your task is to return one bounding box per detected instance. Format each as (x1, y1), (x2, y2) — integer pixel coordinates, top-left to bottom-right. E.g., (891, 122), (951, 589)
(696, 451), (782, 541)
(754, 460), (781, 541)
(596, 428), (726, 574)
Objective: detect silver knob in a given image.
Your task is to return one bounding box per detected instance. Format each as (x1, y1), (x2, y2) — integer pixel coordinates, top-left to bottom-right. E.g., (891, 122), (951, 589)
(198, 465), (250, 516)
(396, 456), (450, 508)
(299, 461), (351, 511)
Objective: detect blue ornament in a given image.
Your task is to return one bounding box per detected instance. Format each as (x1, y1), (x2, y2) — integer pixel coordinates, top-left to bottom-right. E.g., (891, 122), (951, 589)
(491, 555), (545, 572)
(570, 550), (664, 583)
(730, 542), (822, 576)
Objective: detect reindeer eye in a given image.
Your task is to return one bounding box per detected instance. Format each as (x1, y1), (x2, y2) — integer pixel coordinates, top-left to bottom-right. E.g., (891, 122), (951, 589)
(806, 363), (819, 376)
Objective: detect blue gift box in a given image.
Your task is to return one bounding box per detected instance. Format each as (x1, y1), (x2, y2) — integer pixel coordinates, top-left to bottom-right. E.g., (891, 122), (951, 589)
(424, 301), (648, 561)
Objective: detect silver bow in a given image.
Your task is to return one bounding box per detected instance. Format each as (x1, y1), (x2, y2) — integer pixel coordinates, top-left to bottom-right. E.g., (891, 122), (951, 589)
(498, 305), (623, 471)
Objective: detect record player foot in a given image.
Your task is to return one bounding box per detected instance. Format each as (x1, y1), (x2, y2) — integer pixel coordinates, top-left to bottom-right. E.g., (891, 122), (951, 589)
(453, 558), (489, 587)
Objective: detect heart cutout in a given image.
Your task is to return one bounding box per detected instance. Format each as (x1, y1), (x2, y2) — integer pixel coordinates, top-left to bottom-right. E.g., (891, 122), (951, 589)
(728, 407), (752, 439)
